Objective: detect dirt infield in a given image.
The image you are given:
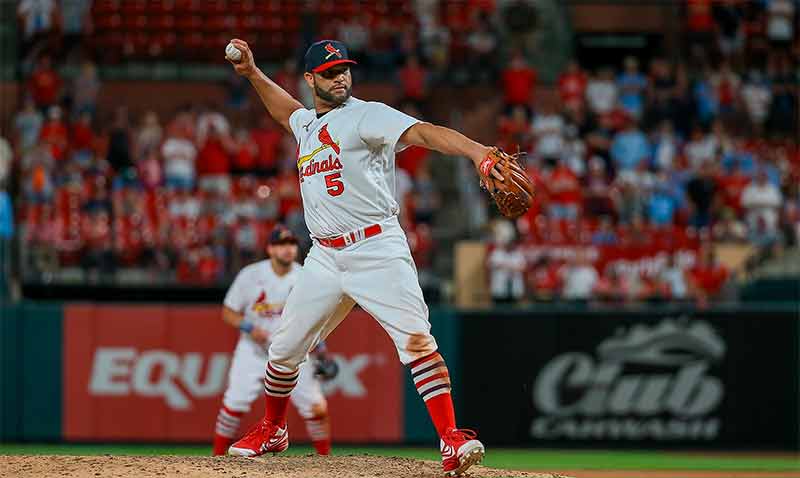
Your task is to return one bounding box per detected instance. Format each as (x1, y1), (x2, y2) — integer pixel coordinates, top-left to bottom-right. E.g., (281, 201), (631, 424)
(2, 454), (568, 478)
(559, 471), (800, 478)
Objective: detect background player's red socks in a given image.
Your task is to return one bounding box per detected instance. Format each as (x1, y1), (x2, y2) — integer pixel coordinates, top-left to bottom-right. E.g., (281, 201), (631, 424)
(409, 352), (456, 437)
(264, 362), (299, 426)
(212, 406), (243, 455)
(305, 416), (331, 455)
(212, 435), (234, 456)
(312, 438), (331, 455)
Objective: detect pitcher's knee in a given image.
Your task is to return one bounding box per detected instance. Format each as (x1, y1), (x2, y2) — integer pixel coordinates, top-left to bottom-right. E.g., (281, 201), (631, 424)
(267, 343), (304, 372)
(403, 332), (438, 363)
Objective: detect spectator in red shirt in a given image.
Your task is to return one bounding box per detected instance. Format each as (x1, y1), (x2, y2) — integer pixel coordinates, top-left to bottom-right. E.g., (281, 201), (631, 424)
(398, 54), (428, 103)
(717, 160), (750, 214)
(558, 60), (588, 113)
(397, 144), (430, 179)
(710, 60), (741, 115)
(137, 150), (163, 191)
(81, 209), (115, 281)
(546, 160), (582, 220)
(28, 55), (61, 111)
(502, 51), (537, 111)
(686, 0), (715, 51)
(688, 246), (729, 306)
(250, 116), (283, 177)
(497, 105), (532, 153)
(196, 125), (232, 195)
(397, 103), (430, 177)
(70, 110), (94, 157)
(407, 222), (434, 270)
(593, 267), (632, 304)
(528, 256), (562, 301)
(231, 128), (258, 176)
(39, 106), (68, 161)
(198, 246), (224, 283)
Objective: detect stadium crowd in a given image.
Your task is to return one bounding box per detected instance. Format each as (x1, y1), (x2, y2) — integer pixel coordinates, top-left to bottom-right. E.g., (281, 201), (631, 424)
(3, 0), (798, 304)
(487, 1), (799, 305)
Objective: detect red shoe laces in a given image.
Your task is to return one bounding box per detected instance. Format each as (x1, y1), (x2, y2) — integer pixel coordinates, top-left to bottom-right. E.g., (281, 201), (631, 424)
(446, 428), (477, 441)
(241, 419), (270, 440)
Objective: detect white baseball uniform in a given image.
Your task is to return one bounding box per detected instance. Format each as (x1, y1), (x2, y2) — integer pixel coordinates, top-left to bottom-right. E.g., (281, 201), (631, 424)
(221, 259), (324, 418)
(267, 97), (438, 375)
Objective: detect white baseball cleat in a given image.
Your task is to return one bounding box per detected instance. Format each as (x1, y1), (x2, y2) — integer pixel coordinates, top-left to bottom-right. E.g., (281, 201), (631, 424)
(440, 428), (485, 476)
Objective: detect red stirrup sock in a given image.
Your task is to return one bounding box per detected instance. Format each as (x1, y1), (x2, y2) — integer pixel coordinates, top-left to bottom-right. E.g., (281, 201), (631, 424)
(263, 362), (299, 426)
(409, 352), (456, 437)
(306, 415), (331, 455)
(212, 406), (243, 455)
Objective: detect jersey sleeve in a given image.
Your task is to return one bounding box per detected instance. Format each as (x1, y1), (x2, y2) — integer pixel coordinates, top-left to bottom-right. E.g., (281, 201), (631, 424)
(357, 102), (420, 152)
(288, 108), (315, 143)
(223, 269), (248, 312)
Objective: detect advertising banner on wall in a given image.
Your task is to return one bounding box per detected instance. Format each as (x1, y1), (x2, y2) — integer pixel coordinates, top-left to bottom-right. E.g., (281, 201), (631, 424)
(459, 309), (799, 449)
(63, 305), (403, 442)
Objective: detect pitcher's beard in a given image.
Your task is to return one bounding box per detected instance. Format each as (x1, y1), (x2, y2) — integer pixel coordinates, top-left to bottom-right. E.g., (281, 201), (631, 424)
(315, 82), (351, 105)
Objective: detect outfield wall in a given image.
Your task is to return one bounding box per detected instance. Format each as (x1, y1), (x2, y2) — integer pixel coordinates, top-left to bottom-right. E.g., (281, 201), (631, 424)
(1, 302), (797, 449)
(458, 306), (799, 450)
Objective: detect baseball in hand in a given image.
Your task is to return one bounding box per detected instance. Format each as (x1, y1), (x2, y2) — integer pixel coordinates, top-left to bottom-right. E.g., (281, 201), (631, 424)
(226, 42), (242, 62)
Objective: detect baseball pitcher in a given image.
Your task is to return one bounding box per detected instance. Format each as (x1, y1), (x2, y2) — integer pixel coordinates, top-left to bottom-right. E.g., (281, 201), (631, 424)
(212, 226), (337, 456)
(224, 39), (533, 476)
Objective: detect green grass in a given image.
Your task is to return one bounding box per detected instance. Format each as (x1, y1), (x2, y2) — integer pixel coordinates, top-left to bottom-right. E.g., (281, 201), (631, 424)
(0, 444), (798, 472)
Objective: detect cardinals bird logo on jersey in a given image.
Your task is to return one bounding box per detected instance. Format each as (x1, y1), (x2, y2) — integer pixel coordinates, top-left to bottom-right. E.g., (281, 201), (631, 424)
(297, 124), (343, 182)
(252, 290), (284, 317)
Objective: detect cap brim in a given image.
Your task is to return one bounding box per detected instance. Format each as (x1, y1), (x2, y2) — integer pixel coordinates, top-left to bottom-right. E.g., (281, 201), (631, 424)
(312, 59), (357, 73)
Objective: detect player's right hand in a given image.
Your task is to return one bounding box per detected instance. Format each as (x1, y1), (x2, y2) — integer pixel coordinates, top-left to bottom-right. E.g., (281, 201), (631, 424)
(227, 39), (257, 79)
(249, 327), (269, 345)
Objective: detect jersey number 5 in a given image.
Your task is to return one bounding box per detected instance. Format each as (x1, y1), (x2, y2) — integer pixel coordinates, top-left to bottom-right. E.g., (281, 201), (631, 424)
(325, 172), (345, 196)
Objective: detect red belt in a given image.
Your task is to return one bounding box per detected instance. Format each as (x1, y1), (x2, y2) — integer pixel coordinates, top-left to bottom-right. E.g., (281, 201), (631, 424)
(316, 224), (383, 249)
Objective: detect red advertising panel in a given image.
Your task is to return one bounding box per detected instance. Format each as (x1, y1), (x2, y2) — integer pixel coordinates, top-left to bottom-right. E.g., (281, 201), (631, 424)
(63, 305), (403, 443)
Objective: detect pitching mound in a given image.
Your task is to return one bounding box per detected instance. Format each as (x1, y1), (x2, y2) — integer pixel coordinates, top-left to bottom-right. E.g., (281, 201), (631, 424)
(3, 454), (569, 478)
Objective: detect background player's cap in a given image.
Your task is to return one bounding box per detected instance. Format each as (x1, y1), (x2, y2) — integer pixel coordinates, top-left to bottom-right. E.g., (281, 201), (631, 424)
(269, 226), (298, 245)
(304, 40), (357, 73)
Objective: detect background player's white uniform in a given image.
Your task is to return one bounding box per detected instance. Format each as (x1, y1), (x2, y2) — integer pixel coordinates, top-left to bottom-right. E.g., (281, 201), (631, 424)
(266, 97), (438, 373)
(217, 260), (325, 432)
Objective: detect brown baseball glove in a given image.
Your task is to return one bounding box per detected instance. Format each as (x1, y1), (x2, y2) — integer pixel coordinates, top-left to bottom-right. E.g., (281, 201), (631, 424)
(477, 147), (535, 219)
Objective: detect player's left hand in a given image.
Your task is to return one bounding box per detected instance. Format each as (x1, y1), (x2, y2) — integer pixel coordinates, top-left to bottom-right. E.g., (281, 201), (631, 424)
(314, 355), (339, 381)
(476, 146), (535, 219)
(474, 146), (505, 182)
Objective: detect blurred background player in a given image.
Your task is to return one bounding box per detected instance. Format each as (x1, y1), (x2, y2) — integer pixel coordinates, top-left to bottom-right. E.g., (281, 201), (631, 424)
(212, 226), (336, 456)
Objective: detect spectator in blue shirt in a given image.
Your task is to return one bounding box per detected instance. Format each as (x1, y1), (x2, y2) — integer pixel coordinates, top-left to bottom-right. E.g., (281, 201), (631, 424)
(591, 216), (618, 245)
(693, 69), (718, 124)
(0, 186), (13, 239)
(648, 176), (679, 226)
(617, 56), (648, 119)
(611, 118), (651, 172)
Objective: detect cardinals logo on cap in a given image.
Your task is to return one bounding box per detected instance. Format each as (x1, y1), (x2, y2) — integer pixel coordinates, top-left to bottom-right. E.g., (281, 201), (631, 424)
(324, 43), (343, 60)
